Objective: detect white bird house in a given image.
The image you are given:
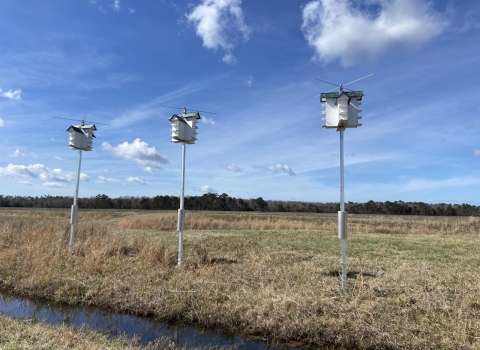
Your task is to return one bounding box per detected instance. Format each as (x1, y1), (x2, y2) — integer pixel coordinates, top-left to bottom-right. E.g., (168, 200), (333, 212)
(169, 111), (201, 144)
(321, 91), (363, 130)
(67, 124), (97, 151)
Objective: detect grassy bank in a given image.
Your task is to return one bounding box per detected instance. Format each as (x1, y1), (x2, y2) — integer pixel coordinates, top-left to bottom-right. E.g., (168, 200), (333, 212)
(0, 209), (479, 349)
(0, 314), (224, 350)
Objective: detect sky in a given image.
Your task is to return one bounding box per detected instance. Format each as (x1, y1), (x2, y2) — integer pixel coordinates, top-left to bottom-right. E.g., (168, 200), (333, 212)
(0, 0), (480, 205)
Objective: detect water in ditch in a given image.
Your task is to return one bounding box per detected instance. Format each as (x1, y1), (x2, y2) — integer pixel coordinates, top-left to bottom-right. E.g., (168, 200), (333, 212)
(0, 292), (314, 349)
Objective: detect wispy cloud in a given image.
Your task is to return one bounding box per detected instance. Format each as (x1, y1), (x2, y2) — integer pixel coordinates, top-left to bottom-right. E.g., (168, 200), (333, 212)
(0, 163), (89, 183)
(0, 117), (3, 127)
(201, 116), (218, 126)
(0, 88), (21, 100)
(10, 149), (25, 157)
(102, 138), (169, 172)
(200, 185), (217, 193)
(143, 167), (154, 174)
(18, 181), (33, 186)
(109, 80), (209, 128)
(253, 163), (296, 176)
(220, 163), (242, 172)
(96, 175), (121, 184)
(186, 0), (251, 64)
(474, 149), (480, 157)
(112, 0), (120, 12)
(452, 11), (480, 33)
(126, 177), (146, 185)
(246, 75), (254, 87)
(43, 182), (66, 188)
(89, 0), (123, 13)
(301, 0), (449, 66)
(0, 50), (137, 92)
(80, 174), (91, 182)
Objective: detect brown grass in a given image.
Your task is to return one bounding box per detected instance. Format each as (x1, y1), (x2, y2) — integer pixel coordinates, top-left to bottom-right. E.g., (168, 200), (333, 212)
(0, 209), (479, 349)
(118, 210), (480, 234)
(0, 314), (232, 350)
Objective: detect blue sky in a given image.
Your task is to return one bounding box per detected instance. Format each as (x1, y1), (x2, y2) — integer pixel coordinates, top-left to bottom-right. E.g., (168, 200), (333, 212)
(1, 0), (480, 204)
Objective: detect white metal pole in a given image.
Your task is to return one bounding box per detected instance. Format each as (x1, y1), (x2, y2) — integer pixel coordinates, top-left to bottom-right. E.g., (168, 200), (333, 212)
(177, 142), (186, 270)
(339, 128), (347, 292)
(340, 128), (345, 212)
(69, 149), (82, 258)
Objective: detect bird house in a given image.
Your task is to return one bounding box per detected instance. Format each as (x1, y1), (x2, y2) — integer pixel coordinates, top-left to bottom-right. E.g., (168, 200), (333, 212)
(169, 111), (201, 144)
(321, 91), (363, 130)
(67, 124), (97, 151)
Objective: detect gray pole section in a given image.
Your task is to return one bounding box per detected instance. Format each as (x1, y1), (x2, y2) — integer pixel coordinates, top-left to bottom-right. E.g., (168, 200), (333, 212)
(69, 149), (82, 257)
(177, 142), (186, 270)
(339, 128), (347, 292)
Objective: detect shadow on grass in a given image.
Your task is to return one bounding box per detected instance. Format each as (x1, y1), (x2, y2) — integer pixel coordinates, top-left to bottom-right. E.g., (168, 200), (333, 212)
(209, 257), (238, 265)
(324, 270), (376, 279)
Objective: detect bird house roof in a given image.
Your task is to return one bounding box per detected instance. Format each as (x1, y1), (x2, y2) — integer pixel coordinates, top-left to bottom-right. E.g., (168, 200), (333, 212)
(169, 111), (201, 122)
(66, 124), (97, 132)
(320, 91), (363, 102)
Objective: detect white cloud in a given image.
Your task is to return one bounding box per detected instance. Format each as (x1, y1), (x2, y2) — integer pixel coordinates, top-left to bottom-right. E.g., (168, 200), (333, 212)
(80, 173), (91, 182)
(43, 182), (66, 188)
(89, 0), (123, 13)
(129, 8), (135, 14)
(186, 0), (251, 64)
(143, 166), (154, 174)
(38, 168), (74, 182)
(253, 163), (296, 176)
(220, 163), (242, 172)
(18, 181), (33, 186)
(202, 116), (218, 126)
(112, 0), (120, 12)
(0, 117), (3, 127)
(222, 53), (236, 65)
(301, 0), (449, 66)
(102, 138), (168, 172)
(126, 177), (146, 185)
(0, 88), (22, 100)
(54, 156), (64, 161)
(0, 163), (90, 183)
(0, 164), (44, 179)
(246, 75), (254, 87)
(10, 149), (25, 157)
(201, 185), (217, 193)
(96, 175), (121, 184)
(474, 149), (480, 157)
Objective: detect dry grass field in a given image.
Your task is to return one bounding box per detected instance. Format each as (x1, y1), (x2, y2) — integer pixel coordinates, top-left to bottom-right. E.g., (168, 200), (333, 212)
(0, 314), (208, 350)
(0, 208), (479, 349)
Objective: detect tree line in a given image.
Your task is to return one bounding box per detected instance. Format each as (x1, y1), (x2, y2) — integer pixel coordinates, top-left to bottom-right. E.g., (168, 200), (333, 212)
(0, 194), (479, 216)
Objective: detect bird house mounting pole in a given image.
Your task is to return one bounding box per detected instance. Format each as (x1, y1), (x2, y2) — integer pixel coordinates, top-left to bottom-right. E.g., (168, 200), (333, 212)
(321, 86), (365, 293)
(66, 120), (97, 258)
(169, 108), (201, 271)
(69, 149), (82, 257)
(339, 127), (347, 291)
(177, 141), (186, 270)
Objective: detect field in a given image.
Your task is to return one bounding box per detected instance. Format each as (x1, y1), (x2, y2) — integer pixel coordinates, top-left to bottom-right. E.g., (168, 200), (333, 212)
(0, 208), (479, 349)
(0, 314), (206, 350)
